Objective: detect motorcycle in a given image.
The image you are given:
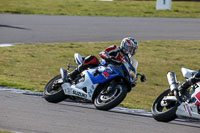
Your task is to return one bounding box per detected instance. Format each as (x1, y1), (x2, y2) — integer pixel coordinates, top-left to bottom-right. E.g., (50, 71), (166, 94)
(43, 53), (146, 111)
(152, 67), (200, 122)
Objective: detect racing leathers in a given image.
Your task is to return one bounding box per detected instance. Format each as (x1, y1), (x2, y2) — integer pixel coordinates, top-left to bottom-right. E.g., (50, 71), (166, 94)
(99, 45), (126, 65)
(68, 45), (127, 81)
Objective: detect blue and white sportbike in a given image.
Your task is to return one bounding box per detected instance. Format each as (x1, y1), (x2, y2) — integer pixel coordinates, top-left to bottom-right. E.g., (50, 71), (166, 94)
(44, 53), (146, 110)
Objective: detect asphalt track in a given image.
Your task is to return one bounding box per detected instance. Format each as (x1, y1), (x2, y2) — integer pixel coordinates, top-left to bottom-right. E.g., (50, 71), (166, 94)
(0, 14), (200, 44)
(1, 14), (200, 133)
(0, 90), (200, 133)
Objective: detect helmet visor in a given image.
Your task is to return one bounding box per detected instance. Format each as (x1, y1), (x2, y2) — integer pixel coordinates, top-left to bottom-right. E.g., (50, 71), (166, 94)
(124, 42), (137, 57)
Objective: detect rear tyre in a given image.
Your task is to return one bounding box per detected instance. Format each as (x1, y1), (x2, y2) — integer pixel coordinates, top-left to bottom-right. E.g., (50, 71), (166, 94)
(151, 89), (178, 122)
(94, 84), (127, 111)
(43, 75), (66, 103)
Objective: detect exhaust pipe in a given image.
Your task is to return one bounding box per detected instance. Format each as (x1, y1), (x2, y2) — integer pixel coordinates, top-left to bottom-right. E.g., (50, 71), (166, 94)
(60, 68), (67, 82)
(167, 72), (178, 91)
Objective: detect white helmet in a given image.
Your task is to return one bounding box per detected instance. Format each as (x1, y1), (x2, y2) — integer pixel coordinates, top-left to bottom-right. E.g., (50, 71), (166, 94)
(120, 37), (138, 57)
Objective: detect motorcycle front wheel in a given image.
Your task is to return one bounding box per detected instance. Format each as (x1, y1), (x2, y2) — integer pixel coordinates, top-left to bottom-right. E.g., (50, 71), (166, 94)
(94, 84), (127, 111)
(43, 75), (67, 103)
(151, 89), (178, 122)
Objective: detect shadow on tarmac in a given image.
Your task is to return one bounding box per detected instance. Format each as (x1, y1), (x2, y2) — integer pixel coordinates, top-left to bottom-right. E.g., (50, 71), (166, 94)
(0, 24), (31, 30)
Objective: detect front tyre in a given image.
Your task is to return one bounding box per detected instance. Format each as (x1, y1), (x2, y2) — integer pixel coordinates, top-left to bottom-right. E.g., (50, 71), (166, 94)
(151, 89), (178, 122)
(43, 75), (66, 103)
(94, 84), (127, 111)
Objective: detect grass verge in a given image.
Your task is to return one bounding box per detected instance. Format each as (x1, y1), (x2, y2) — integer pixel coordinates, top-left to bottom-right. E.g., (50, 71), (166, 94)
(0, 0), (200, 18)
(0, 40), (200, 110)
(0, 130), (11, 133)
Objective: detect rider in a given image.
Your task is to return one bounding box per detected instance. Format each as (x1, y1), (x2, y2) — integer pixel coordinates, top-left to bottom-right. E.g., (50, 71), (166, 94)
(67, 37), (138, 81)
(178, 71), (200, 95)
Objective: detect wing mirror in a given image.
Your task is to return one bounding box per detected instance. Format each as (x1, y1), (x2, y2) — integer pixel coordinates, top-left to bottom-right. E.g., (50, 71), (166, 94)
(137, 73), (146, 82)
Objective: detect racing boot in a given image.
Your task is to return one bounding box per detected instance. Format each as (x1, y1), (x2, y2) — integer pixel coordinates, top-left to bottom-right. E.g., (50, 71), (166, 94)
(178, 81), (192, 95)
(68, 55), (99, 82)
(67, 64), (87, 81)
(74, 53), (85, 65)
(178, 71), (200, 95)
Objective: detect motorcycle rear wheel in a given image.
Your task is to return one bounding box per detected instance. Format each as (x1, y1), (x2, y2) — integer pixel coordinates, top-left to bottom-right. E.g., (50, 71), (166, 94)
(151, 89), (178, 122)
(43, 75), (67, 103)
(94, 84), (127, 111)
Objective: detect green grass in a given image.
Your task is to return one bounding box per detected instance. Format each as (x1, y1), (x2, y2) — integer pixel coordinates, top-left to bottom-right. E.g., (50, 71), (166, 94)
(0, 0), (200, 18)
(0, 130), (11, 133)
(1, 40), (200, 111)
